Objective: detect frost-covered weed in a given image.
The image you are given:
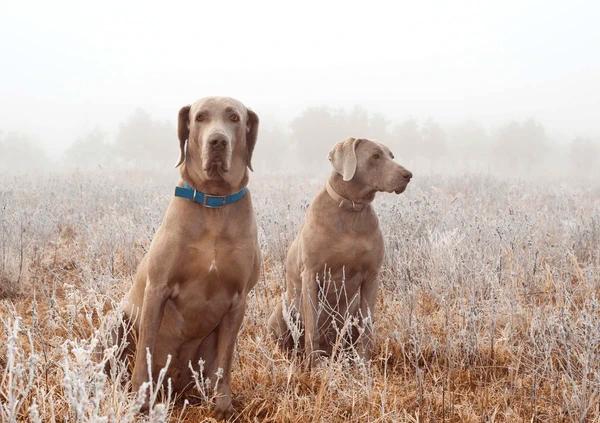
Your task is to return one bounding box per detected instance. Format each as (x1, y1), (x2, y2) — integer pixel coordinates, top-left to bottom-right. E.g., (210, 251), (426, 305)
(0, 169), (598, 421)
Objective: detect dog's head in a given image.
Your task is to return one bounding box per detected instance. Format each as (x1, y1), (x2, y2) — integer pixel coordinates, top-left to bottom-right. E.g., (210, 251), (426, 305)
(328, 137), (412, 194)
(177, 97), (259, 186)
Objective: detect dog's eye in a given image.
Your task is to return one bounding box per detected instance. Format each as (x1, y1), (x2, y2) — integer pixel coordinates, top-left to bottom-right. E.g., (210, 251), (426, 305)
(230, 114), (240, 122)
(372, 153), (381, 160)
(195, 113), (207, 122)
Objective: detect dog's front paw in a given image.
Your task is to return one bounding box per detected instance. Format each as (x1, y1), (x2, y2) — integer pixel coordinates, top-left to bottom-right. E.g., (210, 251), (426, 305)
(357, 348), (372, 362)
(214, 394), (234, 420)
(138, 400), (150, 415)
(305, 350), (327, 371)
(313, 353), (329, 369)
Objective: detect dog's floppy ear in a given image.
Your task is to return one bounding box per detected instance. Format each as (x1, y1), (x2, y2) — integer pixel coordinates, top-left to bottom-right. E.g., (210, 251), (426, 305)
(328, 137), (361, 181)
(176, 105), (191, 167)
(245, 108), (259, 171)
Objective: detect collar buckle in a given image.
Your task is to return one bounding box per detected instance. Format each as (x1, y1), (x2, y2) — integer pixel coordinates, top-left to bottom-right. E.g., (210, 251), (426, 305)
(204, 194), (227, 208)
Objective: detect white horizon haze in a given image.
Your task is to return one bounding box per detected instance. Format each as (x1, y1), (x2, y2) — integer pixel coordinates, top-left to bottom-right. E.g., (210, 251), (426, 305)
(1, 0), (599, 158)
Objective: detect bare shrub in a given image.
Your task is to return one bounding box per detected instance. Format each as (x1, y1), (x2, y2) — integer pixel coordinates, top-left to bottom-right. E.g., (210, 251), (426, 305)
(0, 168), (599, 421)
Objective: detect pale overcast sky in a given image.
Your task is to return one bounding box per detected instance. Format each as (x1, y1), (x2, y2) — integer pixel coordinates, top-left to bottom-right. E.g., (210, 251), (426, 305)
(1, 0), (599, 156)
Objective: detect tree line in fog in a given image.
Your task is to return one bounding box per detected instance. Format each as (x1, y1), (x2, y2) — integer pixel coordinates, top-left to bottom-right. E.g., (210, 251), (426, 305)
(1, 106), (599, 177)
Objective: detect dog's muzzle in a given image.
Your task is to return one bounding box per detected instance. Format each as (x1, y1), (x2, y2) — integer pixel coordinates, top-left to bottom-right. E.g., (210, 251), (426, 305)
(204, 132), (231, 173)
(207, 132), (229, 151)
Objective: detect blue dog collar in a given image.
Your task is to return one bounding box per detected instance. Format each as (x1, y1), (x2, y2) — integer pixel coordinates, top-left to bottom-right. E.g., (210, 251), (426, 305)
(174, 182), (247, 208)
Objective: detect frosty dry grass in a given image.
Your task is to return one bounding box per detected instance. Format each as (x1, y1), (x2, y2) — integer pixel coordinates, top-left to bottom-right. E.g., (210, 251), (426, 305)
(1, 169), (599, 422)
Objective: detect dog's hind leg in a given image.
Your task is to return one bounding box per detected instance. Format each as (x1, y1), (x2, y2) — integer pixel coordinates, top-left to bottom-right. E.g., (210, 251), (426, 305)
(268, 301), (297, 353)
(193, 331), (218, 381)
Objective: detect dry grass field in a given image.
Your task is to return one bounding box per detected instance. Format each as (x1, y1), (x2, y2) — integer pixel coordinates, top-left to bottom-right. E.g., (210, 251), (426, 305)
(1, 169), (599, 422)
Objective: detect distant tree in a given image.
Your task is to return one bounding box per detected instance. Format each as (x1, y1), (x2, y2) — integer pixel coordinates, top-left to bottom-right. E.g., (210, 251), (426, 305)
(63, 128), (113, 168)
(253, 123), (291, 172)
(391, 119), (421, 159)
(345, 106), (390, 141)
(345, 106), (370, 136)
(0, 131), (49, 171)
(569, 137), (600, 177)
(448, 120), (490, 167)
(115, 109), (176, 165)
(493, 119), (548, 172)
(367, 112), (390, 142)
(421, 118), (447, 162)
(289, 106), (392, 170)
(290, 107), (348, 170)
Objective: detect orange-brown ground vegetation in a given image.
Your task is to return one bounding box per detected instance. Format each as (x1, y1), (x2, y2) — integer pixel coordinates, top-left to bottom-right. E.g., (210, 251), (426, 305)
(1, 170), (599, 422)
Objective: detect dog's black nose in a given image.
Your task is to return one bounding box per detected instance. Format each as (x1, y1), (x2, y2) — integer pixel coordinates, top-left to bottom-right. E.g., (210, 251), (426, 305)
(208, 134), (228, 149)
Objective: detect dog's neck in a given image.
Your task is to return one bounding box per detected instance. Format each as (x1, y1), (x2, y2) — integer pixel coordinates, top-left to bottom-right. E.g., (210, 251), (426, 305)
(180, 162), (249, 196)
(326, 172), (376, 211)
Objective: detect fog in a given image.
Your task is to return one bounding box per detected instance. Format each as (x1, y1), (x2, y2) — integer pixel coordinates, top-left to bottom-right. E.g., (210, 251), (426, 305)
(1, 0), (599, 175)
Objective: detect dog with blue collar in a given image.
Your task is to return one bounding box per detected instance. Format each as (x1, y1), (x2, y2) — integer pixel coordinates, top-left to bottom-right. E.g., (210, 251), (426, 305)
(120, 97), (260, 418)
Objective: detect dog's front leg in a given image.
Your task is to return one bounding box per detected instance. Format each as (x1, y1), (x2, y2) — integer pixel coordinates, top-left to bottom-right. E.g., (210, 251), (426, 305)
(301, 268), (321, 367)
(212, 299), (246, 418)
(131, 281), (171, 404)
(358, 274), (379, 362)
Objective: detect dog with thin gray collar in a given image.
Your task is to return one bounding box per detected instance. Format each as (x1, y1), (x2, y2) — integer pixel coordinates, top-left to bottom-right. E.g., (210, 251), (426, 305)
(268, 137), (412, 365)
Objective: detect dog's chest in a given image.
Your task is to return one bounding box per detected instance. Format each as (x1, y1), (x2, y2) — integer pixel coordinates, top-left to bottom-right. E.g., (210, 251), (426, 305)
(182, 242), (252, 288)
(166, 244), (252, 337)
(165, 215), (257, 296)
(327, 229), (383, 269)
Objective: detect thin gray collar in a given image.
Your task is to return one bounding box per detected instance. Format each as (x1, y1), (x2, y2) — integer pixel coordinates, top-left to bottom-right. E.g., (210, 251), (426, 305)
(325, 180), (366, 212)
